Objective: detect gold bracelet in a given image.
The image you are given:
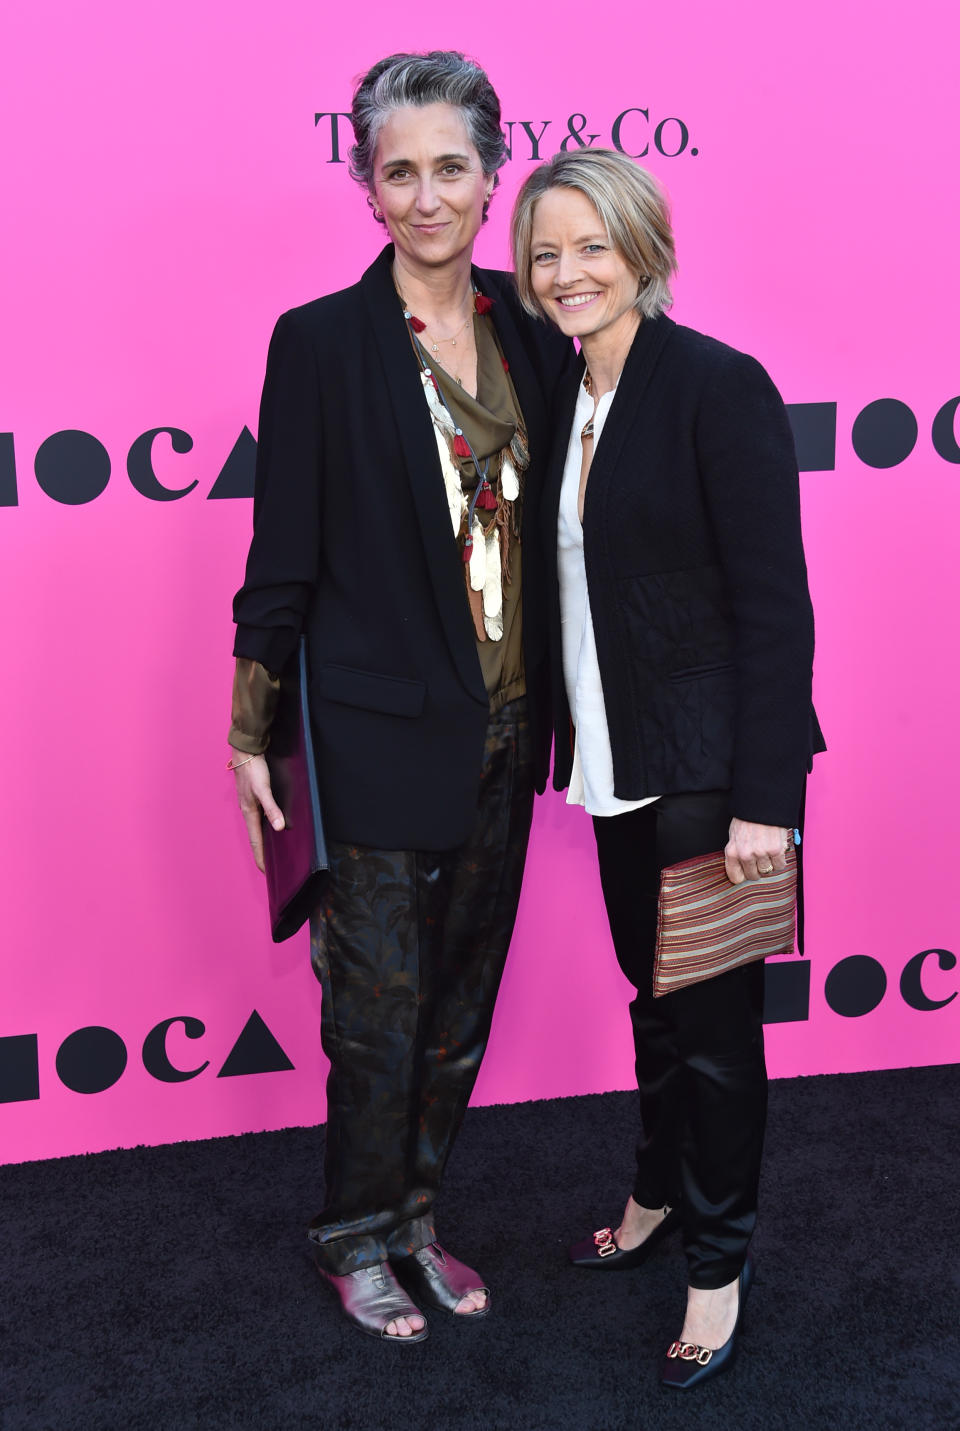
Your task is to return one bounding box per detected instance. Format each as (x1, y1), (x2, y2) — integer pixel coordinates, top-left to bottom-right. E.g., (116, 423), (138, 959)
(226, 754), (259, 772)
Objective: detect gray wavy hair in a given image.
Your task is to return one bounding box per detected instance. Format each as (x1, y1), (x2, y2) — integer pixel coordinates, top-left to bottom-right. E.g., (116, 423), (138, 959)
(349, 51), (507, 221)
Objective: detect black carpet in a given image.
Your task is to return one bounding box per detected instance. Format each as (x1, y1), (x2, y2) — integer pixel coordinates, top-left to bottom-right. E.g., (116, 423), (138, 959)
(1, 1065), (958, 1431)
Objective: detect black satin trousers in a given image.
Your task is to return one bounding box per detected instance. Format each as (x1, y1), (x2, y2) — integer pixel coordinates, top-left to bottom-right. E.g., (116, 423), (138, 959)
(307, 700), (534, 1275)
(592, 790), (768, 1289)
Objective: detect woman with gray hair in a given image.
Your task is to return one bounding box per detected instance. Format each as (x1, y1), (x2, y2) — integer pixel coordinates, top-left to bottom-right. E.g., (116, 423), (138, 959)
(228, 52), (570, 1342)
(512, 150), (822, 1387)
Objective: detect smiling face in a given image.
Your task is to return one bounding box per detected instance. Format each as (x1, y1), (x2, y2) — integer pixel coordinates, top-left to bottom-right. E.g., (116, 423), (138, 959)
(529, 186), (643, 353)
(371, 102), (493, 279)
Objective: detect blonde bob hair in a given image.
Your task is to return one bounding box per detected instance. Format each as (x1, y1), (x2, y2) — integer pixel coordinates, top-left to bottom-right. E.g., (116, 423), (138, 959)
(511, 149), (677, 322)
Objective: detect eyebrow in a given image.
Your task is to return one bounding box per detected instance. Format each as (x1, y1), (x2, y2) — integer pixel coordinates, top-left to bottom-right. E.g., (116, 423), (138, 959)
(532, 232), (608, 248)
(380, 151), (471, 171)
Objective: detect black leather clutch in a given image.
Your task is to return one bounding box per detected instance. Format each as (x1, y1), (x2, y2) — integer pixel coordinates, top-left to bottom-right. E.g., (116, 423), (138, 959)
(262, 637), (328, 942)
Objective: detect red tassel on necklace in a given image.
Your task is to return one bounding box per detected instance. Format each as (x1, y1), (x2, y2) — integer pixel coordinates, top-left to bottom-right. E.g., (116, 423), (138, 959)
(474, 294), (494, 315)
(462, 532), (473, 562)
(475, 483), (498, 510)
(453, 432), (471, 458)
(501, 357), (510, 372)
(407, 314), (426, 332)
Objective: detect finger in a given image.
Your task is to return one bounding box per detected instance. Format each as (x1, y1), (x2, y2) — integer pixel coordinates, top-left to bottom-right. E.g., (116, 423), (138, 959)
(258, 791), (286, 833)
(241, 806), (266, 872)
(724, 849), (746, 885)
(237, 777), (285, 835)
(739, 855), (762, 882)
(241, 768), (285, 834)
(758, 831), (790, 875)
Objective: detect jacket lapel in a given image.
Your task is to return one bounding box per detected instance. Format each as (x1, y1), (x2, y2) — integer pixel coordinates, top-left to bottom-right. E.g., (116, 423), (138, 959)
(360, 246), (487, 706)
(584, 313), (675, 501)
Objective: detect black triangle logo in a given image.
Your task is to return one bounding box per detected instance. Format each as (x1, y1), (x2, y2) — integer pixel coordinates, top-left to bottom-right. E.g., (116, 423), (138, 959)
(207, 427), (257, 499)
(217, 1010), (295, 1077)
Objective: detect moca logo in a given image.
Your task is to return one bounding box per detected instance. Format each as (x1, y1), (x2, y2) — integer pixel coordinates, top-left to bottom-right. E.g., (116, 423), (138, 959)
(726, 946), (958, 1027)
(823, 949), (957, 1019)
(0, 1011), (294, 1103)
(2, 396), (958, 508)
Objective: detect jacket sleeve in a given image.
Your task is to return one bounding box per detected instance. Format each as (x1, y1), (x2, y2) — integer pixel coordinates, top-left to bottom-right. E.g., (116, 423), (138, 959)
(694, 350), (816, 827)
(232, 309), (322, 674)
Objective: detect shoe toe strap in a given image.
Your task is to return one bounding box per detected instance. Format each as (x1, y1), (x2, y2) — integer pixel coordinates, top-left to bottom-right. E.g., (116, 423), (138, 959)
(407, 1243), (488, 1311)
(340, 1265), (423, 1336)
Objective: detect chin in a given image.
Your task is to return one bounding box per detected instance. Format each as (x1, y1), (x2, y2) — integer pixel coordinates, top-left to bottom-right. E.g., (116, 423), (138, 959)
(558, 314), (602, 339)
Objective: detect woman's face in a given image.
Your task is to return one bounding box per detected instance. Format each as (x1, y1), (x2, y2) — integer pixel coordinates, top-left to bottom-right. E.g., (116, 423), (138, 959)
(372, 103), (493, 277)
(529, 186), (641, 347)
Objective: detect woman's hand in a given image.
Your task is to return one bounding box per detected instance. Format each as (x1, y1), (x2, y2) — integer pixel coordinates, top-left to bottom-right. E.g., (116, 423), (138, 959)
(724, 818), (791, 885)
(230, 752), (286, 872)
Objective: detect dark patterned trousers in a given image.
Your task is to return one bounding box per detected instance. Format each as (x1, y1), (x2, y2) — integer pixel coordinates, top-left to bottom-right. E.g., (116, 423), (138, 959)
(307, 700), (534, 1274)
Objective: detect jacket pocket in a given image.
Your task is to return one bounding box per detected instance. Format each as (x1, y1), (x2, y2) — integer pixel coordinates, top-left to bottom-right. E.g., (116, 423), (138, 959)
(668, 661), (736, 684)
(318, 664), (426, 718)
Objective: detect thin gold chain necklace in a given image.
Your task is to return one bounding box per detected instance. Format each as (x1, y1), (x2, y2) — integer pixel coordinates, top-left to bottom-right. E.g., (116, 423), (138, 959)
(422, 310), (473, 353)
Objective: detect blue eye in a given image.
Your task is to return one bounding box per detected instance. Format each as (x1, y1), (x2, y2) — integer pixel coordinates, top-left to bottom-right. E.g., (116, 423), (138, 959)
(533, 251), (556, 264)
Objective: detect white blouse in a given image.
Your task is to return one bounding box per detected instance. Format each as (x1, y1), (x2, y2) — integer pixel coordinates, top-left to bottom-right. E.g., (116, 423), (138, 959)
(557, 376), (659, 818)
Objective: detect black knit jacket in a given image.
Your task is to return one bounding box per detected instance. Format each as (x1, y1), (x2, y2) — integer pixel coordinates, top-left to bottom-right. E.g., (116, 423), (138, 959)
(542, 312), (822, 829)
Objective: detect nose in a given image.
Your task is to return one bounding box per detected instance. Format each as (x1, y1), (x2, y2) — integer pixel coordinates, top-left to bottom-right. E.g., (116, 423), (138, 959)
(555, 248), (582, 287)
(415, 177), (442, 215)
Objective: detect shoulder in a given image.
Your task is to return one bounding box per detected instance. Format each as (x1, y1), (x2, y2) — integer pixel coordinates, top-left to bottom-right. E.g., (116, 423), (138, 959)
(662, 322), (793, 457)
(478, 266), (548, 333)
(666, 320), (780, 399)
(475, 265), (518, 305)
(262, 281), (367, 375)
(275, 280), (364, 335)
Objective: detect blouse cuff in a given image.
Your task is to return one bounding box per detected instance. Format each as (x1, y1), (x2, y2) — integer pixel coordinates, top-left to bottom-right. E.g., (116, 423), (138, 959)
(228, 658), (280, 753)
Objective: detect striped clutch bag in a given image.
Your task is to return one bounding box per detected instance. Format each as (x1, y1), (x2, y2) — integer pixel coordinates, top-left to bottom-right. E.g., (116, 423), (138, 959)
(652, 842), (797, 997)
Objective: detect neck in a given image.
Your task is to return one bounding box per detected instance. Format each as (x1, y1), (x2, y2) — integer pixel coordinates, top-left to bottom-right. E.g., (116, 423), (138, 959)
(392, 250), (475, 325)
(580, 310), (642, 399)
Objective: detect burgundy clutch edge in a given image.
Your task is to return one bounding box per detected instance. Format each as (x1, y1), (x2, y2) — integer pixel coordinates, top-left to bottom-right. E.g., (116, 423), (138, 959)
(261, 637), (329, 943)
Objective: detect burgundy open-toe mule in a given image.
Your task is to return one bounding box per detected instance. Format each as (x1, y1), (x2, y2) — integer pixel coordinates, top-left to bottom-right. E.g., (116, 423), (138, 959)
(316, 1259), (429, 1343)
(394, 1243), (490, 1318)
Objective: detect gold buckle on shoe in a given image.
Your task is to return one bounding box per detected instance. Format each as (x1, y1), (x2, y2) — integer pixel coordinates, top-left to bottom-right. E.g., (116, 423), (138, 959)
(667, 1341), (712, 1365)
(594, 1228), (617, 1257)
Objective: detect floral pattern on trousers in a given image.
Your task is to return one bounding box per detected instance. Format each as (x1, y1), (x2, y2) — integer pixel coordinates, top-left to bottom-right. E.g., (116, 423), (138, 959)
(307, 699), (534, 1274)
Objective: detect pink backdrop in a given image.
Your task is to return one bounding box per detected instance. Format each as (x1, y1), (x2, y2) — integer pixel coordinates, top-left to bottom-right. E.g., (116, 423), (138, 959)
(2, 1), (957, 1163)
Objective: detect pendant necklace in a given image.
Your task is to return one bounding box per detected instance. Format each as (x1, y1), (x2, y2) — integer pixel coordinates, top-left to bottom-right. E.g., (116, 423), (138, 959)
(424, 311), (473, 355)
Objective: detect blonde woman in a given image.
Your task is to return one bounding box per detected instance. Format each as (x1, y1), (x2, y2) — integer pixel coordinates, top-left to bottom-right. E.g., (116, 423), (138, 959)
(511, 150), (822, 1388)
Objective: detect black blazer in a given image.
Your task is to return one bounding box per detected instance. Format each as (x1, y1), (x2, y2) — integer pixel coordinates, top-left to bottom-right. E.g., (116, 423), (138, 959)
(233, 245), (571, 849)
(543, 313), (822, 829)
